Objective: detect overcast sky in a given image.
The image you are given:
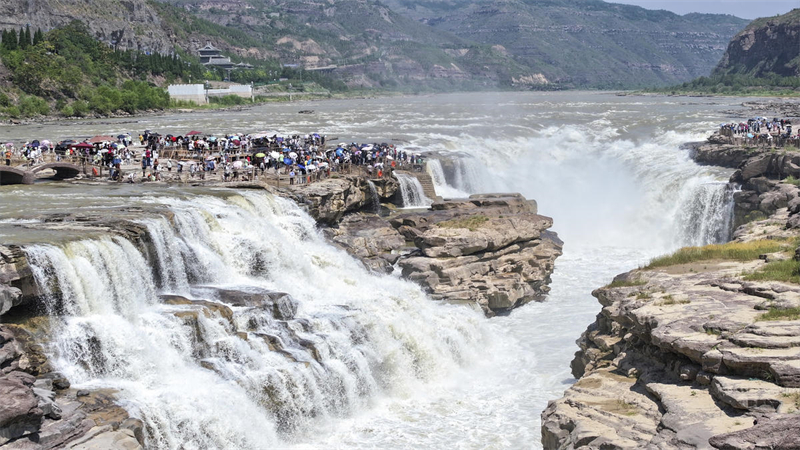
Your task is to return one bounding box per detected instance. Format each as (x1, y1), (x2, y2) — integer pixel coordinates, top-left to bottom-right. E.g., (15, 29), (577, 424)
(607, 0), (797, 19)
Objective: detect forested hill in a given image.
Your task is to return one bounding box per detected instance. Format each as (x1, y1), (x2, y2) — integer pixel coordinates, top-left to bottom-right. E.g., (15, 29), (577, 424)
(1, 0), (749, 91)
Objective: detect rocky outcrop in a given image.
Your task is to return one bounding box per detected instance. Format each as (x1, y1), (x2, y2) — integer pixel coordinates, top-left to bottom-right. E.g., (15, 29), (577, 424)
(322, 193), (562, 315)
(279, 176), (398, 225)
(713, 9), (800, 78)
(685, 141), (758, 169)
(542, 221), (800, 449)
(685, 134), (800, 230)
(324, 213), (408, 273)
(0, 324), (143, 449)
(396, 198), (561, 315)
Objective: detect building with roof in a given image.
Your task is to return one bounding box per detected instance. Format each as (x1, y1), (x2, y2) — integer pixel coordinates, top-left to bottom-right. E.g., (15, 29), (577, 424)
(198, 42), (253, 70)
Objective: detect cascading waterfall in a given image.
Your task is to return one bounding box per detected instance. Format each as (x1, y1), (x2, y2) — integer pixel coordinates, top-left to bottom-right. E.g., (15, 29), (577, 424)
(23, 191), (484, 448)
(426, 159), (470, 198)
(366, 180), (381, 213)
(395, 173), (433, 208)
(674, 182), (737, 247)
(417, 124), (736, 250)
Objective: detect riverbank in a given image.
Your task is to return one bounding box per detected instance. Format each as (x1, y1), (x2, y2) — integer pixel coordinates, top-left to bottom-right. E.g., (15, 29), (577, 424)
(542, 120), (800, 449)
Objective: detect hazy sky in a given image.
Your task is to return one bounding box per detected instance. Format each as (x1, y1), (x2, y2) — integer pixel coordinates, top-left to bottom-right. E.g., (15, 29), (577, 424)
(608, 0), (797, 19)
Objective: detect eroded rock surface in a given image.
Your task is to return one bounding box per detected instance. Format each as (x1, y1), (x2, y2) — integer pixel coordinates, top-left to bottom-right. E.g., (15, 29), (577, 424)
(542, 219), (800, 449)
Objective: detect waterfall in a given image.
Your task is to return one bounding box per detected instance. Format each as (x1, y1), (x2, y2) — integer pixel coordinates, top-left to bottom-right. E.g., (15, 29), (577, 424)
(426, 159), (469, 198)
(452, 158), (485, 194)
(366, 180), (381, 213)
(23, 192), (483, 447)
(674, 182), (736, 247)
(395, 173), (433, 208)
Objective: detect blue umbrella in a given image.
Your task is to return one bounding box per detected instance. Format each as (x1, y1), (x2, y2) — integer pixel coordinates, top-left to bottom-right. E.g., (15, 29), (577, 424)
(335, 148), (344, 157)
(283, 157), (292, 165)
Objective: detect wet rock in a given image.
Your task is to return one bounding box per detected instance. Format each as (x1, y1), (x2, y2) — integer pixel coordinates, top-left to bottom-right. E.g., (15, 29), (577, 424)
(323, 213), (407, 273)
(187, 287), (298, 320)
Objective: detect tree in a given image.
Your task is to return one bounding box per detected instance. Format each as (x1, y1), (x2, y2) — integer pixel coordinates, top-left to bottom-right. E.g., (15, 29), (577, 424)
(33, 28), (44, 46)
(18, 26), (29, 49)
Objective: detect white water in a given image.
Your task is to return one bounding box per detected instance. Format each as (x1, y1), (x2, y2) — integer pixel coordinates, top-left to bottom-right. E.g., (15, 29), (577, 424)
(395, 173), (433, 208)
(25, 192), (485, 448)
(366, 180), (381, 213)
(7, 92), (744, 449)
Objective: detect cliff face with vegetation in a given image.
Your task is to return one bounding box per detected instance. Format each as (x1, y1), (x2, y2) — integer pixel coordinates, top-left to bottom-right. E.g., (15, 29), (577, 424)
(383, 0), (749, 88)
(714, 9), (800, 78)
(0, 0), (750, 91)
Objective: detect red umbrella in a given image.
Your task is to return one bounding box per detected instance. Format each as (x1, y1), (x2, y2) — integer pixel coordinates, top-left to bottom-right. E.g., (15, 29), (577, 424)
(186, 131), (203, 136)
(72, 142), (94, 149)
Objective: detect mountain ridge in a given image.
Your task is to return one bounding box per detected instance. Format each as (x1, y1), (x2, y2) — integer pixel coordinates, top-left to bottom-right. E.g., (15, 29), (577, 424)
(0, 0), (751, 90)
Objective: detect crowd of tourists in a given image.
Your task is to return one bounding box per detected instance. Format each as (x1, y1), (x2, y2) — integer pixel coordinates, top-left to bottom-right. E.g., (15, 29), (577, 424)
(719, 117), (798, 147)
(5, 129), (426, 185)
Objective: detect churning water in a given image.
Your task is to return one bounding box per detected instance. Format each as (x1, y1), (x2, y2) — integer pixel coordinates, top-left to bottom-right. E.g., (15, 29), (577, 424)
(1, 92), (742, 448)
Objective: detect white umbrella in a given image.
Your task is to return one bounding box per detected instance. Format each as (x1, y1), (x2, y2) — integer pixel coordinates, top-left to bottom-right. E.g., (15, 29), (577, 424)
(233, 161), (243, 169)
(270, 151), (281, 159)
(289, 152), (297, 159)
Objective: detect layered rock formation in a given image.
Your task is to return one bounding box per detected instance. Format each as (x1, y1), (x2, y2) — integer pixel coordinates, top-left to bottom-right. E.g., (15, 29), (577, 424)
(324, 193), (563, 316)
(278, 175), (398, 225)
(542, 236), (800, 449)
(713, 9), (800, 78)
(0, 324), (144, 449)
(542, 129), (800, 449)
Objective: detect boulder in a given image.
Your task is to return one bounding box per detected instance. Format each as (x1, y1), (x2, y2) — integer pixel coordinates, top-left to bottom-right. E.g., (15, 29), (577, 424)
(709, 414), (800, 450)
(0, 375), (44, 445)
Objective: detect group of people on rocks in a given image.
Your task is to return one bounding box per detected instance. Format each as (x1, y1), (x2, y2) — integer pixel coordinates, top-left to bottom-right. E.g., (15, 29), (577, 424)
(719, 117), (797, 146)
(5, 129), (426, 185)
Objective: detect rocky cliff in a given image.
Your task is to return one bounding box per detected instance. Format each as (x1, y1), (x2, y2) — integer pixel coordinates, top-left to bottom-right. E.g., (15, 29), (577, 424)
(382, 0), (749, 88)
(541, 129), (800, 449)
(0, 0), (173, 54)
(713, 9), (800, 78)
(322, 192), (563, 316)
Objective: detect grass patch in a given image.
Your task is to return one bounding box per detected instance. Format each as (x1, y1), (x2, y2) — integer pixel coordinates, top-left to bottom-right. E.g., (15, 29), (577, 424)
(757, 307), (800, 321)
(606, 278), (647, 288)
(744, 259), (800, 284)
(659, 298), (691, 306)
(636, 292), (651, 300)
(784, 175), (800, 186)
(645, 240), (788, 269)
(437, 215), (489, 232)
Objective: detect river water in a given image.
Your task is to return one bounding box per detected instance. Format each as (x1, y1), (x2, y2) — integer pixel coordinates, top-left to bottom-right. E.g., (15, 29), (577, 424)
(0, 92), (741, 448)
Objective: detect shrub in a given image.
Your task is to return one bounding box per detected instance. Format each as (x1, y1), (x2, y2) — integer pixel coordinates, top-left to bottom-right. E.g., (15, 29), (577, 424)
(18, 95), (49, 116)
(3, 105), (21, 118)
